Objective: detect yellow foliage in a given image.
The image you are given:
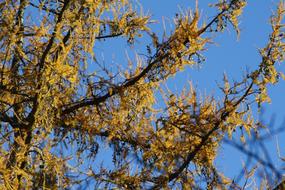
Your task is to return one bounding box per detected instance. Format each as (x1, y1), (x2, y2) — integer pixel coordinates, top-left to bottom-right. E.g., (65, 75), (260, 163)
(0, 0), (283, 189)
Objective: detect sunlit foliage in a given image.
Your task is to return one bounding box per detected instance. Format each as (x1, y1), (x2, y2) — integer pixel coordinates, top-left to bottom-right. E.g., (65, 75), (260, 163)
(0, 0), (284, 189)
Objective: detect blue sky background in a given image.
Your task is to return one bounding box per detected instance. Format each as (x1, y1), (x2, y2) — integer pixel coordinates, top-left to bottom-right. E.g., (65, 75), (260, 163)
(89, 0), (285, 187)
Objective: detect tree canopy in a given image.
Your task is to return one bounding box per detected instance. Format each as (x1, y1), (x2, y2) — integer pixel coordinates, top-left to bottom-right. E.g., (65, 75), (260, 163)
(0, 0), (284, 189)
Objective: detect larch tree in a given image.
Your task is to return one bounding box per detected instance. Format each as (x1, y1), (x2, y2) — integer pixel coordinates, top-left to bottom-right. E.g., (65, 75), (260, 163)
(0, 0), (284, 189)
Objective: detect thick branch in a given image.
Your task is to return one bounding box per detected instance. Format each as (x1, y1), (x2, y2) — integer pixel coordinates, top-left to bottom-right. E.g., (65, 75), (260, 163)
(26, 0), (71, 124)
(151, 78), (255, 188)
(61, 2), (236, 116)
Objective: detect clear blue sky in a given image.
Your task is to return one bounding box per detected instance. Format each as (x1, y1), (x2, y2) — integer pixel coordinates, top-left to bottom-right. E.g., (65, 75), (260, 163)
(92, 0), (285, 187)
